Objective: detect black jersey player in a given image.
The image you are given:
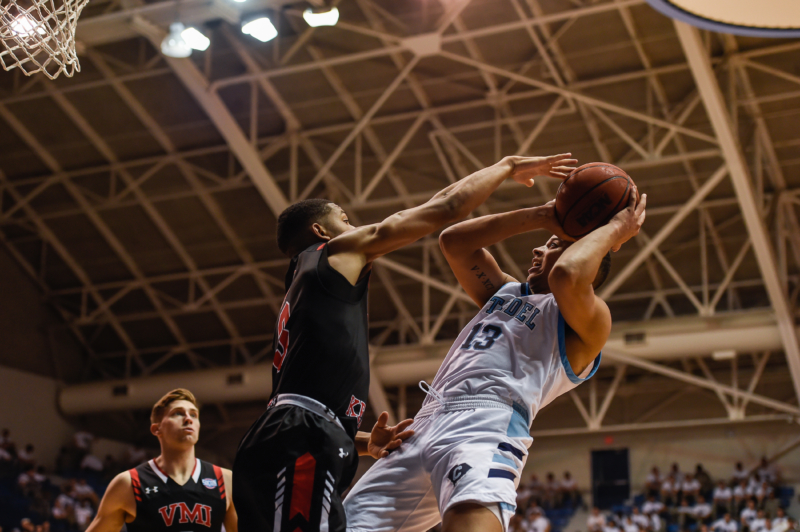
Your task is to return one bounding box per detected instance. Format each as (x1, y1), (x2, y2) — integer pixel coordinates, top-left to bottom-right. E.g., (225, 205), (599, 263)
(233, 154), (578, 532)
(87, 389), (238, 532)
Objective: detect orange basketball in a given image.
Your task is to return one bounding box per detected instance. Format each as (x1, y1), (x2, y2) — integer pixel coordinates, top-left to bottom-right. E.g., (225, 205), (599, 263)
(554, 162), (635, 238)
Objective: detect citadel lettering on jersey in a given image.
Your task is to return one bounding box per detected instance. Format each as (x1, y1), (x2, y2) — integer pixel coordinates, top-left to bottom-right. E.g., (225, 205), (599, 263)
(127, 459), (226, 532)
(486, 295), (541, 330)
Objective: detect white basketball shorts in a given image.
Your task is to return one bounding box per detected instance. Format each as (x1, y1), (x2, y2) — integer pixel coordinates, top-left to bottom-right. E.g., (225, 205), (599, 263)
(344, 395), (533, 532)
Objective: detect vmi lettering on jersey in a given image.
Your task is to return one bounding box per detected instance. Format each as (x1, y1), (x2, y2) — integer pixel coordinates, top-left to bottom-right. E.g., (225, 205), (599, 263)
(158, 502), (213, 527)
(485, 296), (541, 330)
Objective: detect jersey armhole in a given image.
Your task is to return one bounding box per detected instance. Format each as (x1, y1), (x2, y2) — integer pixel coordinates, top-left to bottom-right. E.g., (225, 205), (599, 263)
(212, 465), (226, 501)
(129, 468), (142, 502)
(558, 311), (601, 384)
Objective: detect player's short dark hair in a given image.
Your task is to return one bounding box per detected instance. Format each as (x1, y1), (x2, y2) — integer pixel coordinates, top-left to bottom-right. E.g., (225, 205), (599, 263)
(276, 199), (334, 257)
(593, 251), (612, 290)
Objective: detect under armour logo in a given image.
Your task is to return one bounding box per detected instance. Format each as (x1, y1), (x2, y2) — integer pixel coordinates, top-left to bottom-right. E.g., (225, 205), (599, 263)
(145, 487), (159, 494)
(339, 448), (349, 458)
(448, 463), (472, 485)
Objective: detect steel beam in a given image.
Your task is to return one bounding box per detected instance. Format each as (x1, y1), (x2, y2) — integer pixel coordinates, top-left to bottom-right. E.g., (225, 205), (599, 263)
(675, 21), (800, 405)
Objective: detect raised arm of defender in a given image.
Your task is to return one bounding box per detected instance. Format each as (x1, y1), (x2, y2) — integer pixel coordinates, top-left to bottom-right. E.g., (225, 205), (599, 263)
(326, 154), (576, 283)
(549, 190), (646, 374)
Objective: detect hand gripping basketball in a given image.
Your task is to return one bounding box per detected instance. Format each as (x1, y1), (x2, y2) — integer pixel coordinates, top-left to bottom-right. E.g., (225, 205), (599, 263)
(507, 153), (578, 188)
(608, 188), (647, 252)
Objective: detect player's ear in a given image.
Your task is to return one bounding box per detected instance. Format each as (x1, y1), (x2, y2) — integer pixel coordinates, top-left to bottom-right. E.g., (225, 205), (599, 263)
(311, 222), (332, 241)
(150, 423), (160, 437)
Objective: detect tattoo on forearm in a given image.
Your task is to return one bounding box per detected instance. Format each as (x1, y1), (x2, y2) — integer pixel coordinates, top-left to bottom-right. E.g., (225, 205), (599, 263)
(470, 265), (495, 292)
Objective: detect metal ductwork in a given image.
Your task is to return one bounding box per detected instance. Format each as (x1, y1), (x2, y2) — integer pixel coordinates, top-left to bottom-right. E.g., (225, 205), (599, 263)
(59, 310), (783, 415)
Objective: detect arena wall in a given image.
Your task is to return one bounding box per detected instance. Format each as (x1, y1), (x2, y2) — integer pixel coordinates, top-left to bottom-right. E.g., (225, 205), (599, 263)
(0, 364), (76, 469)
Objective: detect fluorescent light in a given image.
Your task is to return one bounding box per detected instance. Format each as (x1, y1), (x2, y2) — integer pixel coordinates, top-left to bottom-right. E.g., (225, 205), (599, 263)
(241, 17), (277, 42)
(161, 23), (192, 58)
(303, 6), (339, 27)
(181, 27), (210, 51)
(11, 14), (46, 37)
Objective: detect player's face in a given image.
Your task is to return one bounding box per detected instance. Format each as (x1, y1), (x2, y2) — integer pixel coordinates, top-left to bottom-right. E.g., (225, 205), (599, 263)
(323, 204), (356, 238)
(154, 400), (200, 447)
(526, 235), (569, 293)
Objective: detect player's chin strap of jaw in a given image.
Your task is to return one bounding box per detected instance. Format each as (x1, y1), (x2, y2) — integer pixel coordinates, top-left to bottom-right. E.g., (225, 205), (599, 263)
(419, 381), (446, 407)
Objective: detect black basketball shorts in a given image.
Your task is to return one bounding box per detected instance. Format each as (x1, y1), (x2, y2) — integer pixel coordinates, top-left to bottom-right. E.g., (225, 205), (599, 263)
(233, 398), (359, 532)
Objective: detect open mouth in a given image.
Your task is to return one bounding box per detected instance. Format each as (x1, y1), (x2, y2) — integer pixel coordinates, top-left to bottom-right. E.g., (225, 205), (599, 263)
(528, 259), (542, 273)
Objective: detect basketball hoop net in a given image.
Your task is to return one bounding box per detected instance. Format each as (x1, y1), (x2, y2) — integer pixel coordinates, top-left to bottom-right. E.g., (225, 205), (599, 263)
(0, 0), (89, 79)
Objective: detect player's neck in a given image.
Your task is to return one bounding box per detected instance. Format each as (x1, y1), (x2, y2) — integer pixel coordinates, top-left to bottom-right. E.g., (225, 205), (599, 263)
(155, 445), (197, 485)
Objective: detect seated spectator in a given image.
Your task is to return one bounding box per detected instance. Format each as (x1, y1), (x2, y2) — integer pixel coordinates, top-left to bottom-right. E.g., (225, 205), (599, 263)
(18, 444), (36, 468)
(733, 462), (750, 485)
(544, 472), (558, 508)
(651, 511), (663, 532)
(0, 428), (14, 452)
(683, 473), (701, 504)
(734, 480), (750, 514)
(643, 495), (666, 517)
(741, 501), (758, 532)
(773, 508), (789, 532)
(763, 491), (780, 518)
(756, 458), (777, 485)
(510, 512), (526, 532)
(102, 454), (117, 481)
(72, 431), (94, 453)
(713, 513), (739, 532)
(529, 507), (551, 532)
(589, 507), (607, 532)
(19, 518), (34, 532)
(54, 446), (70, 475)
(74, 500), (94, 531)
(79, 452), (103, 473)
(715, 479), (733, 517)
(73, 478), (99, 506)
(17, 467), (39, 497)
(670, 463), (684, 483)
(662, 475), (678, 506)
(646, 467), (662, 498)
(678, 498), (698, 529)
(528, 473), (543, 501)
(623, 516), (639, 532)
(560, 471), (580, 508)
(755, 482), (773, 507)
(750, 511), (769, 532)
(696, 464), (714, 495)
(695, 496), (713, 525)
(632, 507), (650, 529)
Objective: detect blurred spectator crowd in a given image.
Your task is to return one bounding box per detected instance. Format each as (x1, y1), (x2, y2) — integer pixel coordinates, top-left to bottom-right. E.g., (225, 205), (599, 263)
(572, 460), (797, 532)
(508, 471), (585, 532)
(0, 428), (149, 532)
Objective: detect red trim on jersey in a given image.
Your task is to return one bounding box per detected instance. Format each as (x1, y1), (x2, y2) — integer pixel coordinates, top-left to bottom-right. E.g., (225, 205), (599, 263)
(213, 465), (226, 500)
(289, 453), (316, 522)
(190, 459), (198, 481)
(316, 244), (325, 250)
(129, 468), (142, 502)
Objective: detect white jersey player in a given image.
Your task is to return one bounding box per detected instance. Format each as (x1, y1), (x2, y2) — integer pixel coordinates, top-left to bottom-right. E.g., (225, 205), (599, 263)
(344, 188), (646, 532)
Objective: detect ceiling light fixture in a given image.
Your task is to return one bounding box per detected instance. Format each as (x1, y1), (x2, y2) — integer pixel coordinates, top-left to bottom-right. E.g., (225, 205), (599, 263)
(161, 22), (192, 58)
(10, 14), (47, 37)
(303, 6), (339, 27)
(241, 16), (277, 42)
(181, 26), (210, 51)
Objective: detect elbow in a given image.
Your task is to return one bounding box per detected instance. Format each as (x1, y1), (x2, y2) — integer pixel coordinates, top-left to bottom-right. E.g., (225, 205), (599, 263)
(548, 263), (580, 292)
(439, 226), (458, 254)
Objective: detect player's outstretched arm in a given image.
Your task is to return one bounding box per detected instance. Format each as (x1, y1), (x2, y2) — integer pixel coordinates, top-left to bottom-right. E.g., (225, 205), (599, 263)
(328, 155), (576, 281)
(85, 471), (135, 532)
(549, 190), (646, 374)
(222, 468), (238, 532)
(440, 200), (573, 306)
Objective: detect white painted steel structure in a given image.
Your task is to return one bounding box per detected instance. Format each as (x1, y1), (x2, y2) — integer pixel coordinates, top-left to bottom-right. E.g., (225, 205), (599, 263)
(2, 0), (800, 447)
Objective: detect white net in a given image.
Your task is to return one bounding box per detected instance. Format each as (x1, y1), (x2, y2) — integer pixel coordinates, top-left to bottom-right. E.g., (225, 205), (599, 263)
(0, 0), (89, 79)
